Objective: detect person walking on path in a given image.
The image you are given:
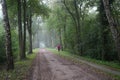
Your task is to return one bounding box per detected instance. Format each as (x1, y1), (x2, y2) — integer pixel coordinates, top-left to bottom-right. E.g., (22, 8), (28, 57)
(57, 44), (61, 52)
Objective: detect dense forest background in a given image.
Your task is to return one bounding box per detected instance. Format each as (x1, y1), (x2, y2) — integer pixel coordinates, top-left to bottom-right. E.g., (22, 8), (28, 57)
(45, 0), (120, 61)
(0, 0), (120, 71)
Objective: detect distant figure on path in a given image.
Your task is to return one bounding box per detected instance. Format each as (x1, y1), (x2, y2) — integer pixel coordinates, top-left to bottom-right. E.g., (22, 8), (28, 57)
(57, 44), (61, 52)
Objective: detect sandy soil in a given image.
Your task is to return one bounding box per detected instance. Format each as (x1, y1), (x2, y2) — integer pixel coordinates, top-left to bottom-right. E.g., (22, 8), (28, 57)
(26, 49), (115, 80)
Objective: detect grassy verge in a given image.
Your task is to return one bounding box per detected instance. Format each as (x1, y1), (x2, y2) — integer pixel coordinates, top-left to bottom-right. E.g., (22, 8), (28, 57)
(0, 49), (39, 80)
(47, 48), (120, 80)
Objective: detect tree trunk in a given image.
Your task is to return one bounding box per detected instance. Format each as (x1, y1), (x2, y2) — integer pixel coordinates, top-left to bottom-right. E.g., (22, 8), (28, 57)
(63, 0), (81, 54)
(63, 20), (66, 49)
(74, 0), (82, 55)
(59, 27), (63, 51)
(37, 32), (39, 48)
(23, 0), (26, 58)
(2, 0), (14, 70)
(28, 8), (33, 54)
(29, 31), (32, 53)
(102, 0), (120, 61)
(99, 0), (109, 60)
(17, 0), (24, 59)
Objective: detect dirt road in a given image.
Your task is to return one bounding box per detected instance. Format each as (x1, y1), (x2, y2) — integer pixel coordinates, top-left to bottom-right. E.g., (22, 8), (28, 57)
(26, 49), (114, 80)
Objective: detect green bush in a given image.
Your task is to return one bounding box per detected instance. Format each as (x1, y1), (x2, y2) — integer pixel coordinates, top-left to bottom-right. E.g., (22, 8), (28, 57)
(0, 30), (19, 64)
(11, 30), (19, 59)
(0, 32), (6, 64)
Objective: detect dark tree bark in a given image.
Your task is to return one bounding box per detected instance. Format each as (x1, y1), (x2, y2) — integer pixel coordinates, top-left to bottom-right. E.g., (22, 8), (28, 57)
(2, 0), (14, 70)
(73, 0), (82, 55)
(17, 0), (25, 59)
(23, 0), (27, 58)
(59, 27), (63, 51)
(102, 0), (120, 61)
(27, 7), (33, 54)
(63, 17), (67, 49)
(99, 0), (109, 60)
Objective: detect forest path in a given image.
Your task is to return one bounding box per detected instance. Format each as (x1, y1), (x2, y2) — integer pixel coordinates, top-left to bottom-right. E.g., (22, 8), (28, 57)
(26, 49), (115, 80)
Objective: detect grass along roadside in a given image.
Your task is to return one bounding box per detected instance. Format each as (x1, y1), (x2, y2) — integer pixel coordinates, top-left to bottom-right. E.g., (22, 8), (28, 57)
(47, 48), (120, 80)
(0, 49), (39, 80)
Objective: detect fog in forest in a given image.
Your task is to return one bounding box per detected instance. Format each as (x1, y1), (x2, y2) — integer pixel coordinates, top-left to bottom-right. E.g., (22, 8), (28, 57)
(32, 16), (59, 49)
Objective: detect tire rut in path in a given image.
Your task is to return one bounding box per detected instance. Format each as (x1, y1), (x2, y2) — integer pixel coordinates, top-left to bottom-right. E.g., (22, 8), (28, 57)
(27, 51), (52, 80)
(26, 49), (115, 80)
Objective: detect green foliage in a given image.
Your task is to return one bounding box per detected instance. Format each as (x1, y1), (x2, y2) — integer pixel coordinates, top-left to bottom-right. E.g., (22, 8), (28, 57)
(0, 23), (6, 63)
(0, 31), (6, 64)
(7, 0), (18, 29)
(0, 29), (19, 64)
(45, 0), (119, 62)
(0, 49), (38, 80)
(11, 30), (19, 59)
(27, 0), (50, 17)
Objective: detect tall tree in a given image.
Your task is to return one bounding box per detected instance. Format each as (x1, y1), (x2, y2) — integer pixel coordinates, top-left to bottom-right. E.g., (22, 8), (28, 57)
(98, 0), (109, 60)
(102, 0), (120, 61)
(63, 15), (67, 49)
(17, 0), (25, 59)
(27, 6), (33, 54)
(2, 0), (14, 70)
(23, 0), (27, 57)
(63, 0), (82, 54)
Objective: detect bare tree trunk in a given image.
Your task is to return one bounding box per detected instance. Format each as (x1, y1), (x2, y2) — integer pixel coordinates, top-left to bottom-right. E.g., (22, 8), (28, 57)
(63, 18), (67, 49)
(28, 7), (33, 54)
(73, 0), (82, 55)
(98, 0), (110, 60)
(102, 0), (120, 61)
(17, 0), (24, 59)
(23, 0), (26, 58)
(59, 27), (63, 51)
(2, 0), (14, 70)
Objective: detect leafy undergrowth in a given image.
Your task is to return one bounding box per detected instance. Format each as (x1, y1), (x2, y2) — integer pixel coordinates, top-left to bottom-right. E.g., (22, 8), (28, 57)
(0, 49), (39, 80)
(47, 48), (120, 80)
